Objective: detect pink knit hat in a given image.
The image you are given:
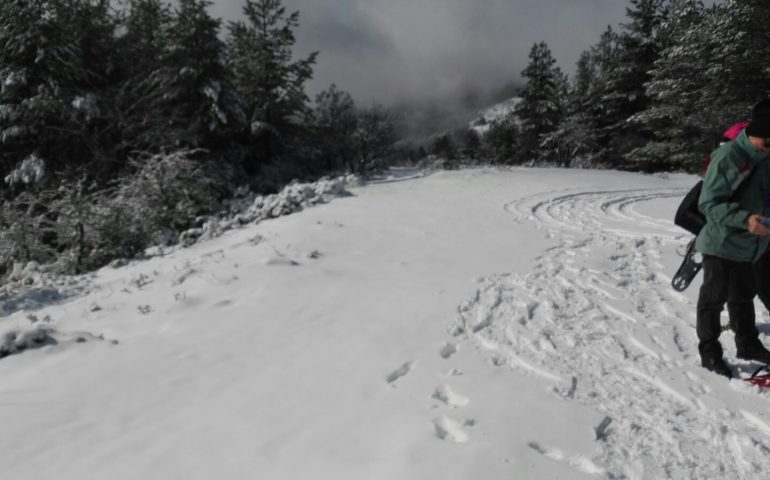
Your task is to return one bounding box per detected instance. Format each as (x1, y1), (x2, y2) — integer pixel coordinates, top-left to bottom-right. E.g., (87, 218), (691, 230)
(722, 122), (749, 141)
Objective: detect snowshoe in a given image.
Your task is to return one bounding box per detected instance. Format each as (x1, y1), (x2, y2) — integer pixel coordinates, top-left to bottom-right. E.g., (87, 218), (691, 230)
(744, 365), (770, 388)
(671, 238), (702, 292)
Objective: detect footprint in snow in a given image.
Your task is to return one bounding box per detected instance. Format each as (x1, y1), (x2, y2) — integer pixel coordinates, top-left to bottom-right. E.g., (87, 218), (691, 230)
(432, 384), (470, 408)
(433, 415), (475, 443)
(172, 267), (198, 286)
(528, 441), (603, 475)
(386, 361), (416, 384)
(265, 257), (300, 266)
(439, 342), (459, 359)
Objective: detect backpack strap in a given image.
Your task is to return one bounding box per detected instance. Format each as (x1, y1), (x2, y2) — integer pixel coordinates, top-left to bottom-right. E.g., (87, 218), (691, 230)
(730, 162), (752, 194)
(728, 145), (755, 197)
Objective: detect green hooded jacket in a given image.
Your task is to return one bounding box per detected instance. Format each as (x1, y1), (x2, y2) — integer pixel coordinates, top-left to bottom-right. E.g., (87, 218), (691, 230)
(696, 130), (770, 262)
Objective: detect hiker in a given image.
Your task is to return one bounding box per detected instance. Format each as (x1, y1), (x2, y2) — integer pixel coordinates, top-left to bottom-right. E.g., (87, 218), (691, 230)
(673, 122), (750, 291)
(695, 100), (770, 378)
(720, 124), (770, 325)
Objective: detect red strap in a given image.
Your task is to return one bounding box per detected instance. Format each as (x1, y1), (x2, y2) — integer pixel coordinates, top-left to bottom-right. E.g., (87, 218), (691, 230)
(745, 375), (770, 388)
(744, 365), (770, 387)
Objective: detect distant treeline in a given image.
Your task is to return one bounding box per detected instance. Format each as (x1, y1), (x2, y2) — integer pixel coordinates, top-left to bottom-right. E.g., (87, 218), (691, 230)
(436, 0), (769, 173)
(0, 0), (396, 278)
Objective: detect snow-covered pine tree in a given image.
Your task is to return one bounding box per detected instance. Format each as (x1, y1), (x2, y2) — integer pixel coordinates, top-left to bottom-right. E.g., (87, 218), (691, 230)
(600, 0), (667, 170)
(629, 0), (770, 173)
(56, 0), (124, 176)
(546, 50), (603, 168)
(583, 27), (622, 165)
(573, 51), (594, 102)
(0, 0), (127, 183)
(462, 129), (482, 163)
(311, 84), (357, 172)
(227, 0), (318, 169)
(627, 0), (708, 172)
(106, 0), (173, 156)
(351, 105), (396, 174)
(514, 42), (564, 164)
(539, 69), (572, 166)
(431, 134), (457, 162)
(0, 1), (75, 183)
(482, 114), (520, 164)
(154, 0), (240, 148)
(691, 0), (770, 128)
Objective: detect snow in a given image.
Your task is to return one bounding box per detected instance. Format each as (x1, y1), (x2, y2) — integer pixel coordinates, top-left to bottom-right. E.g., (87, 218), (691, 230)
(3, 166), (770, 479)
(470, 96), (521, 134)
(181, 174), (359, 246)
(3, 152), (45, 186)
(3, 71), (27, 90)
(71, 93), (100, 119)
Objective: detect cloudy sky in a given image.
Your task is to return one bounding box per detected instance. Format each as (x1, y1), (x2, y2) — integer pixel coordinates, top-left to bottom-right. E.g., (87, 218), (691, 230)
(208, 0), (630, 105)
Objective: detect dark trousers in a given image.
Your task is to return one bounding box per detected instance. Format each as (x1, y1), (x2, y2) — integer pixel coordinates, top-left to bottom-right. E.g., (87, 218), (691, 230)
(697, 255), (760, 359)
(752, 249), (770, 311)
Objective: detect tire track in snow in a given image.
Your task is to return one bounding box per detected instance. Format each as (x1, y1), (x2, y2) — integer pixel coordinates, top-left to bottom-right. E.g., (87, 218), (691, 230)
(458, 186), (770, 479)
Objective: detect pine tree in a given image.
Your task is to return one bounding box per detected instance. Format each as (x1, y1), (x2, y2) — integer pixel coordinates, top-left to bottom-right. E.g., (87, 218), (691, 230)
(601, 0), (667, 169)
(514, 42), (564, 163)
(106, 0), (173, 158)
(550, 50), (603, 168)
(482, 115), (520, 164)
(431, 134), (457, 161)
(462, 129), (482, 162)
(628, 0), (708, 171)
(227, 0), (318, 168)
(692, 0), (770, 126)
(563, 26), (624, 167)
(0, 0), (120, 181)
(59, 0), (123, 175)
(573, 51), (594, 102)
(123, 0), (170, 71)
(539, 69), (572, 165)
(351, 105), (396, 174)
(628, 0), (770, 172)
(154, 0), (240, 148)
(311, 84), (357, 172)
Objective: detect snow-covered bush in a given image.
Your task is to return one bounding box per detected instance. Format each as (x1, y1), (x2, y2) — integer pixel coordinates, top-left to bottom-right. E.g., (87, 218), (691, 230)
(0, 150), (223, 284)
(4, 153), (46, 187)
(0, 191), (57, 271)
(112, 150), (220, 244)
(179, 174), (360, 245)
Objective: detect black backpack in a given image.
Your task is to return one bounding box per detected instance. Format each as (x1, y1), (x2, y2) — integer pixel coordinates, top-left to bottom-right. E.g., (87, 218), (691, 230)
(674, 180), (705, 236)
(674, 145), (753, 236)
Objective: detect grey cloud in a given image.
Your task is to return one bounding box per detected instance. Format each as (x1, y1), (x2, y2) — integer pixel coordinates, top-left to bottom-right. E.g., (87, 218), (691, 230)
(293, 4), (396, 58)
(209, 0), (630, 104)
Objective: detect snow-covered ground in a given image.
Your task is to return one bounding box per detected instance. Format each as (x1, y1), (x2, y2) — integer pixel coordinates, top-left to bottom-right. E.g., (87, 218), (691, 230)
(3, 167), (770, 479)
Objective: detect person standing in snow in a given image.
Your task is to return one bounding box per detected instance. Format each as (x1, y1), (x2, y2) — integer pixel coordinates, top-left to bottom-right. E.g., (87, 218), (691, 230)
(696, 100), (770, 378)
(710, 124), (770, 326)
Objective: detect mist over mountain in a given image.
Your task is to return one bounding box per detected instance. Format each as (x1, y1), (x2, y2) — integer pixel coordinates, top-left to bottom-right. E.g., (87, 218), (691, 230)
(389, 82), (522, 145)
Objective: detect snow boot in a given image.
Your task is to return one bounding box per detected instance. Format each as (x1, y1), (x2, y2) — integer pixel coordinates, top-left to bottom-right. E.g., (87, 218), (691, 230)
(737, 342), (770, 364)
(701, 356), (733, 379)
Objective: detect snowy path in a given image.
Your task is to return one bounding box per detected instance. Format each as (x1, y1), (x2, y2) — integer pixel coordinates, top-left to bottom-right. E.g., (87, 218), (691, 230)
(3, 168), (770, 479)
(458, 184), (770, 478)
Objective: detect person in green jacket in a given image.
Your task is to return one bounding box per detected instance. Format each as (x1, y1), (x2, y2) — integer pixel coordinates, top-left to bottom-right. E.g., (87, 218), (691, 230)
(696, 100), (770, 378)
